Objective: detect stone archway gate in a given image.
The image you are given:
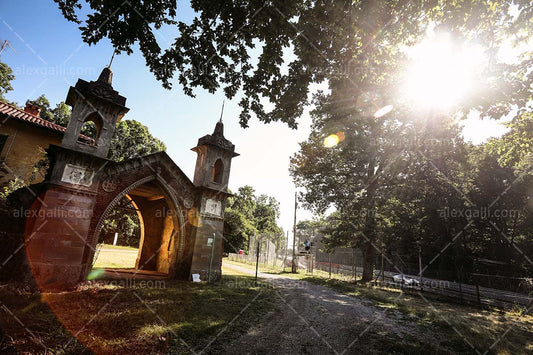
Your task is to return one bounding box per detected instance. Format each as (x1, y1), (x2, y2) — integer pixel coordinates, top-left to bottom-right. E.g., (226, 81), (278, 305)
(22, 68), (237, 290)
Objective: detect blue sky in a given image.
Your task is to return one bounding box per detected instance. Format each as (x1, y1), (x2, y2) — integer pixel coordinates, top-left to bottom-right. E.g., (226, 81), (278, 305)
(0, 0), (316, 243)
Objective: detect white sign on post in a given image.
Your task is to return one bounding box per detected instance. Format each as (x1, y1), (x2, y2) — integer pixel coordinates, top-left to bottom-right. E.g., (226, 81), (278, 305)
(207, 237), (214, 246)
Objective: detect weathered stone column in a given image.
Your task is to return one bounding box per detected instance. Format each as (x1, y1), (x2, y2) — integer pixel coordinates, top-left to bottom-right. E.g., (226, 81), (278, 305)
(24, 145), (107, 290)
(189, 191), (226, 281)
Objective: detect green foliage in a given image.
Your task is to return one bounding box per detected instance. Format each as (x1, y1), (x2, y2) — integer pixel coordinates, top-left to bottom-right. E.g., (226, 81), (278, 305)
(51, 101), (72, 126)
(27, 94), (72, 127)
(28, 94), (53, 120)
(296, 217), (329, 250)
(486, 111), (533, 173)
(291, 106), (533, 283)
(80, 120), (97, 138)
(54, 1), (533, 128)
(0, 178), (25, 206)
(224, 186), (283, 253)
(108, 120), (166, 161)
(0, 62), (14, 102)
(100, 203), (141, 247)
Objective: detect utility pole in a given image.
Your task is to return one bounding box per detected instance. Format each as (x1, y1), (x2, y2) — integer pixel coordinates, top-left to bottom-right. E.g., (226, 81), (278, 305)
(292, 191), (298, 273)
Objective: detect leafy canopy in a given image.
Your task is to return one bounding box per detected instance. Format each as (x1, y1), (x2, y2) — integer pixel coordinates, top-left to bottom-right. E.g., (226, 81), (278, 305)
(54, 1), (533, 127)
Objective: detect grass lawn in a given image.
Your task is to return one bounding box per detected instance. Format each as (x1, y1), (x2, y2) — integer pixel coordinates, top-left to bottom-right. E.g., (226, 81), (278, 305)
(91, 244), (139, 269)
(225, 259), (533, 354)
(0, 267), (276, 354)
(98, 244), (139, 251)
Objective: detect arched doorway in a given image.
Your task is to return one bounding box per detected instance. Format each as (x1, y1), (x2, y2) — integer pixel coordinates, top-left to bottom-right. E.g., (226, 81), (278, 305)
(91, 178), (183, 277)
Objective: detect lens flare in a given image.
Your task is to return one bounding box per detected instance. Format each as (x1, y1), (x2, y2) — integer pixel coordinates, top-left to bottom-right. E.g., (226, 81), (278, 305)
(187, 207), (202, 227)
(336, 131), (346, 142)
(324, 134), (340, 148)
(87, 268), (106, 280)
(402, 31), (485, 110)
(374, 105), (393, 118)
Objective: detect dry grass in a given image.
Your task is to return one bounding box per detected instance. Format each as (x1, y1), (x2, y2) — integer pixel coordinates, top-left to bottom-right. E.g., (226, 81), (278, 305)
(0, 267), (276, 354)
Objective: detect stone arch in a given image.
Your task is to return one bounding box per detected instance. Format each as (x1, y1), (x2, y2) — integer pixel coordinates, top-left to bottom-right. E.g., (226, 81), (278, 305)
(90, 175), (186, 276)
(78, 111), (104, 146)
(212, 158), (224, 184)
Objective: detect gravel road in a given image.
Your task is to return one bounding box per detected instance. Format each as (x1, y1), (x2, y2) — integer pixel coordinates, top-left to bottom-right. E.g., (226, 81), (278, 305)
(219, 262), (451, 355)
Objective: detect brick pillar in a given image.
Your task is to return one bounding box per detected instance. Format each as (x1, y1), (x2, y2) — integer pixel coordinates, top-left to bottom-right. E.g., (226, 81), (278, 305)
(25, 186), (96, 289)
(24, 145), (106, 290)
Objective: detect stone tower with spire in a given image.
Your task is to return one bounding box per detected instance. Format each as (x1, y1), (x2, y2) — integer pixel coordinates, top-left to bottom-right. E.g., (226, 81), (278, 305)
(61, 67), (129, 158)
(191, 120), (238, 191)
(23, 68), (129, 290)
(189, 119), (239, 281)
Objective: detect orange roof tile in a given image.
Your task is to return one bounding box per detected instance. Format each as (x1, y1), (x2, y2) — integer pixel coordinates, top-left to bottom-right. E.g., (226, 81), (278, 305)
(0, 101), (95, 144)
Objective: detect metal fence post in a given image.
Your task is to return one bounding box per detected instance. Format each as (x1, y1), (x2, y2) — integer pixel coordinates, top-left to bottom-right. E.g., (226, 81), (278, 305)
(255, 241), (260, 286)
(329, 252), (332, 278)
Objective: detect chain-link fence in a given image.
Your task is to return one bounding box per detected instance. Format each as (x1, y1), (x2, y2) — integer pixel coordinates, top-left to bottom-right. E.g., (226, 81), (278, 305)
(228, 236), (286, 268)
(309, 242), (532, 310)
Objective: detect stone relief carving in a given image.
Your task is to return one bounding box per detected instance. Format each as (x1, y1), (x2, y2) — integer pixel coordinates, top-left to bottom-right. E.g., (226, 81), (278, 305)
(101, 178), (118, 192)
(89, 81), (118, 102)
(61, 164), (94, 187)
(205, 198), (222, 216)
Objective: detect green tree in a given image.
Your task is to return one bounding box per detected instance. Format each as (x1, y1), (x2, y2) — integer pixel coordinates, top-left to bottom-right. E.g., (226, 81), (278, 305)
(485, 111), (533, 174)
(28, 94), (53, 120)
(108, 120), (166, 161)
(290, 94), (411, 280)
(469, 133), (533, 280)
(50, 101), (72, 127)
(0, 62), (15, 102)
(28, 94), (72, 127)
(224, 186), (284, 253)
(380, 118), (474, 280)
(296, 218), (326, 250)
(101, 208), (141, 247)
(254, 194), (283, 246)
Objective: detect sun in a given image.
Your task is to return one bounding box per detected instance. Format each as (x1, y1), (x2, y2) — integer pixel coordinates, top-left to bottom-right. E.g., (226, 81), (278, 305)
(401, 31), (485, 110)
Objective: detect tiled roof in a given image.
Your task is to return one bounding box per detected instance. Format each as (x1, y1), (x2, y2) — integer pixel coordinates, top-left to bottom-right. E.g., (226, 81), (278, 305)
(0, 101), (95, 144)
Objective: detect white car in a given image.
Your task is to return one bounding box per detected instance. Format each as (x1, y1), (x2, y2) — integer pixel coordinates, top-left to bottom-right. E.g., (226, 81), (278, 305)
(393, 274), (420, 286)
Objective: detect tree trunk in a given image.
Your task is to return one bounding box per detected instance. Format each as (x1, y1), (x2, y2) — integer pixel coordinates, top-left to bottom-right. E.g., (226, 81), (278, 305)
(361, 165), (377, 282)
(362, 241), (375, 281)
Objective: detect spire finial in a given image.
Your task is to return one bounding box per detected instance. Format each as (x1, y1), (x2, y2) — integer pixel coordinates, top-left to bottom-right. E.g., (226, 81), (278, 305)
(219, 100), (225, 123)
(108, 50), (116, 69)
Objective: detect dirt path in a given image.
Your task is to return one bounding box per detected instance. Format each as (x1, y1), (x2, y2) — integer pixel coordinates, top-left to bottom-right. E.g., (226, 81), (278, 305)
(219, 262), (450, 355)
